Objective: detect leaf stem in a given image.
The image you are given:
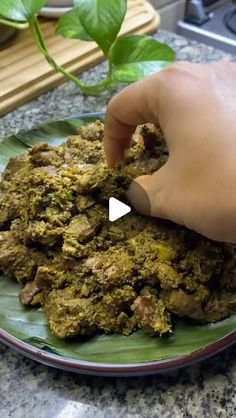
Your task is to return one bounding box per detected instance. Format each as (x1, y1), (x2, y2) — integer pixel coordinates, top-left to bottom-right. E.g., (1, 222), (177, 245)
(81, 59), (116, 95)
(108, 59), (113, 79)
(30, 17), (87, 89)
(0, 18), (29, 30)
(28, 16), (115, 96)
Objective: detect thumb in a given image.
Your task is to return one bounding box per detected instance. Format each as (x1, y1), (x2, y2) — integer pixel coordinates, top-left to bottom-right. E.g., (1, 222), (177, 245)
(126, 163), (176, 221)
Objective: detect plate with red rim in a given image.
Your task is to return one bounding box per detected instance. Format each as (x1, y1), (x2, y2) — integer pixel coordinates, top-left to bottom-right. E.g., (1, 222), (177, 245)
(0, 113), (235, 376)
(0, 327), (235, 377)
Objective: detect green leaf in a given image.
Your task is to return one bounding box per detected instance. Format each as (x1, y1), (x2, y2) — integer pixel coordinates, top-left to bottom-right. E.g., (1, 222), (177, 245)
(0, 276), (235, 363)
(74, 0), (127, 55)
(109, 35), (175, 82)
(113, 61), (172, 83)
(56, 7), (92, 41)
(109, 35), (175, 65)
(0, 0), (46, 22)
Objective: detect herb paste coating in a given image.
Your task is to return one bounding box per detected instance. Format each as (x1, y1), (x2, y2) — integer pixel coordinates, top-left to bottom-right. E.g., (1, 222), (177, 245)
(0, 121), (235, 338)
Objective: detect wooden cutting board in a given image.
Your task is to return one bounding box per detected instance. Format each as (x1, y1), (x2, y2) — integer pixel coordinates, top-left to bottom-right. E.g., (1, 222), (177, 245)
(0, 0), (160, 116)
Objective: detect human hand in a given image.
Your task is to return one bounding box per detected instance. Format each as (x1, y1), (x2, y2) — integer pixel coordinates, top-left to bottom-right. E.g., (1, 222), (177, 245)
(104, 61), (236, 242)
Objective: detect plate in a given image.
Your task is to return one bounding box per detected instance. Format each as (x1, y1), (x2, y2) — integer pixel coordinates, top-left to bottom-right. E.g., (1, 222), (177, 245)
(39, 6), (72, 18)
(0, 113), (235, 376)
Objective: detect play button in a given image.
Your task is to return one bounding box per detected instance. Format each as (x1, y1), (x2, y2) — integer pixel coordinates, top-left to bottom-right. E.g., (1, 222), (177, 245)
(109, 197), (131, 222)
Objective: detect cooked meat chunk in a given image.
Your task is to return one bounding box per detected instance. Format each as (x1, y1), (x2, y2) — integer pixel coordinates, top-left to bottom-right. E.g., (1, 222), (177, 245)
(29, 144), (61, 167)
(141, 261), (182, 290)
(79, 120), (104, 141)
(64, 207), (104, 244)
(19, 280), (42, 305)
(0, 206), (10, 228)
(84, 248), (136, 289)
(44, 287), (96, 338)
(0, 231), (40, 283)
(2, 155), (29, 180)
(179, 241), (223, 282)
(203, 292), (236, 322)
(25, 221), (64, 247)
(0, 120), (235, 340)
(164, 288), (205, 321)
(131, 296), (171, 335)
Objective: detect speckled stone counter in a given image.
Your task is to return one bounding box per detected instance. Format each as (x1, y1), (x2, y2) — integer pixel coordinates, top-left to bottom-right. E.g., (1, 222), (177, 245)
(0, 30), (235, 418)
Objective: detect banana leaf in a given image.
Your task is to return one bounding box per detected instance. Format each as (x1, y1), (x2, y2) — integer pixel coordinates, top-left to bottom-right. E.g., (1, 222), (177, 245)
(0, 276), (235, 363)
(0, 115), (100, 172)
(0, 114), (235, 364)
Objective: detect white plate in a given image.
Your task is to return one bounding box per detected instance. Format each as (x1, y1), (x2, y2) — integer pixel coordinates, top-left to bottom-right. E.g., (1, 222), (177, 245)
(39, 6), (72, 18)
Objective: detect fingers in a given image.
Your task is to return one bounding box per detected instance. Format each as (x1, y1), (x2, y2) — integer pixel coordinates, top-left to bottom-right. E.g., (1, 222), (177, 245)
(103, 112), (134, 167)
(127, 170), (236, 243)
(104, 61), (199, 167)
(126, 163), (174, 221)
(126, 175), (152, 216)
(104, 75), (161, 166)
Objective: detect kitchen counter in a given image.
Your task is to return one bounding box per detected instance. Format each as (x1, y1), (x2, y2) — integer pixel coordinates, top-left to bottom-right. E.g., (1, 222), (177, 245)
(0, 30), (235, 418)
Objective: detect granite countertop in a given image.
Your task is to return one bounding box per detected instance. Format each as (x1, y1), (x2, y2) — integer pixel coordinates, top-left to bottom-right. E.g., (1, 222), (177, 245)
(0, 30), (235, 418)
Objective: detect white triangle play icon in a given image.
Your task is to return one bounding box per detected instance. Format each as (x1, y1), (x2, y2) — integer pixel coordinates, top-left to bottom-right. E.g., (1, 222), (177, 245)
(109, 197), (131, 222)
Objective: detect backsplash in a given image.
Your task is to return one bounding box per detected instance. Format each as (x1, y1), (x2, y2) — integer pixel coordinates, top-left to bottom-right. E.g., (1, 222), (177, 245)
(150, 0), (178, 8)
(150, 0), (185, 31)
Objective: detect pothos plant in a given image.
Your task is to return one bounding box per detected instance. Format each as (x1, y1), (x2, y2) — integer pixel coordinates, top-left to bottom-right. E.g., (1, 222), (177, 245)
(0, 0), (175, 95)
